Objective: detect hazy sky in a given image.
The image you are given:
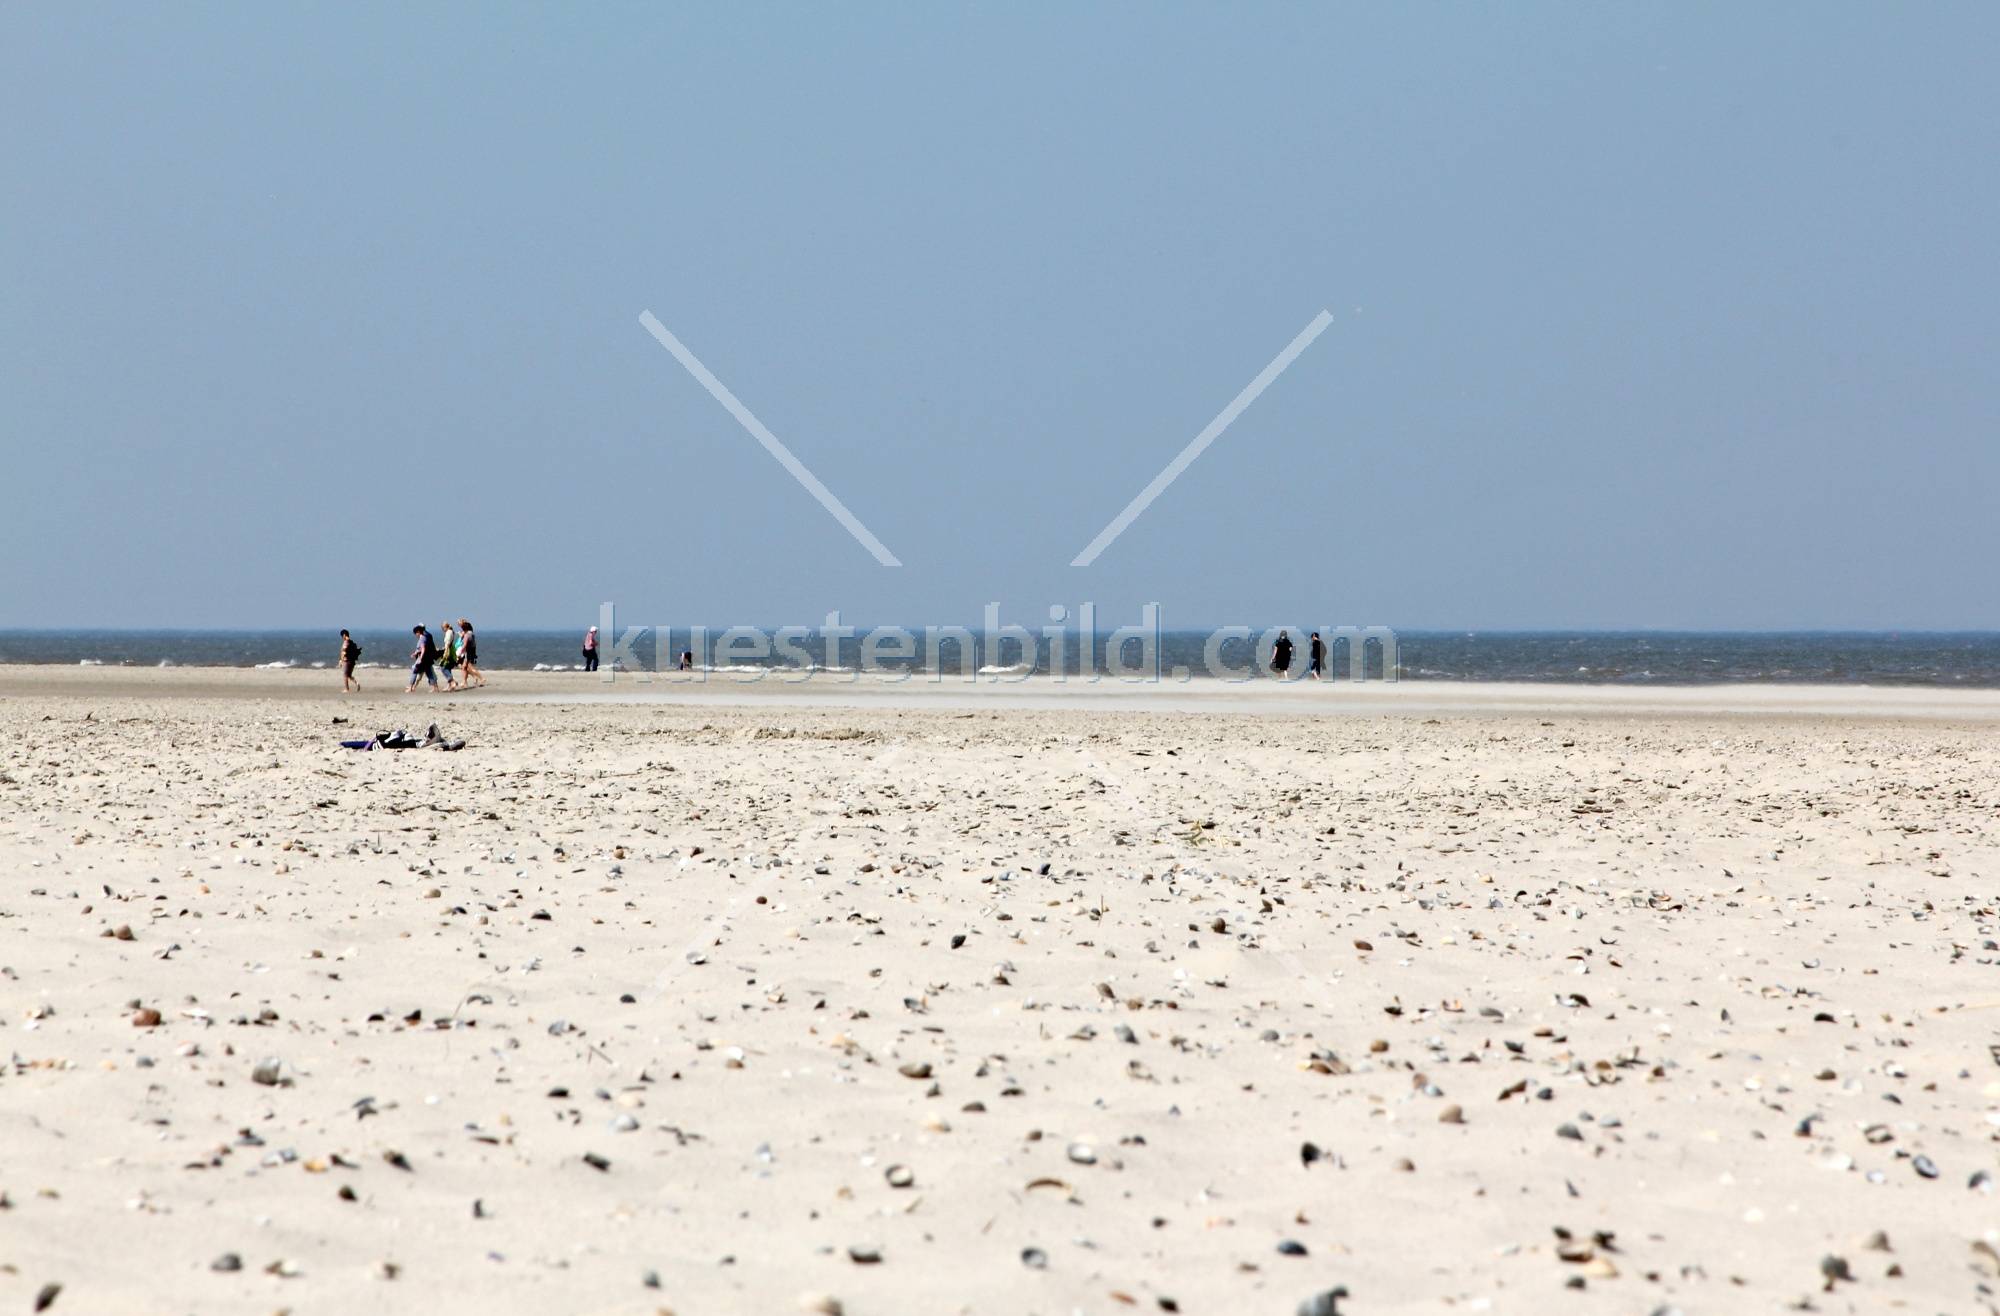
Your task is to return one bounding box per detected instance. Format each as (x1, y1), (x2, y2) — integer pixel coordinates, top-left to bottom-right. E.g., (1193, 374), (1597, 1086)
(4, 4), (1995, 630)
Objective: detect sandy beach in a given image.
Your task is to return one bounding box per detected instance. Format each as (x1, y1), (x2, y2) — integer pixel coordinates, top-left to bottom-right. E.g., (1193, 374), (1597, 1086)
(2, 666), (1996, 1315)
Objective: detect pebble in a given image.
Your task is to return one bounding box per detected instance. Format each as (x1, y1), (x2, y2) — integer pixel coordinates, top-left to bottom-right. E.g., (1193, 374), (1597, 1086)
(1296, 1287), (1349, 1316)
(1021, 1247), (1048, 1269)
(210, 1253), (242, 1273)
(885, 1164), (915, 1188)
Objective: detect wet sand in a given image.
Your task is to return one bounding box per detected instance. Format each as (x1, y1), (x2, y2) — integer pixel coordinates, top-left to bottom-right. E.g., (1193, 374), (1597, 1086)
(10, 663), (2000, 720)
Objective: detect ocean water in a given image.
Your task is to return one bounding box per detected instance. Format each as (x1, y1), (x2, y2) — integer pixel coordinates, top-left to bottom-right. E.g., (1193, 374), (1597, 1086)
(4, 629), (2000, 686)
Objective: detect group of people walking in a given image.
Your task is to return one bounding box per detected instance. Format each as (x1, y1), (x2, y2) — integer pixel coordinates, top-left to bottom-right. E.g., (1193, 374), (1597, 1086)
(1270, 630), (1330, 680)
(404, 621), (483, 692)
(333, 622), (484, 693)
(345, 623), (1326, 688)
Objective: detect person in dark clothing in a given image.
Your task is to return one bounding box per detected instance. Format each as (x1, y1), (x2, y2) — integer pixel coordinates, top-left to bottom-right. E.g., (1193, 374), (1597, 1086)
(457, 619), (484, 688)
(406, 625), (439, 693)
(338, 629), (362, 692)
(581, 625), (599, 673)
(1272, 630), (1294, 679)
(1308, 631), (1326, 680)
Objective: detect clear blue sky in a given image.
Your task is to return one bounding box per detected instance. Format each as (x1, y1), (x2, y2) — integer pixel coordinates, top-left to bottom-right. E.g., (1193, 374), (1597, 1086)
(4, 4), (1995, 630)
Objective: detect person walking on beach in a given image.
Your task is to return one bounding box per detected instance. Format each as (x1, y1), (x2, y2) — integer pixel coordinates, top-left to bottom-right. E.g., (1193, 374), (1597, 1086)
(439, 621), (461, 691)
(1308, 631), (1326, 680)
(1272, 629), (1294, 679)
(406, 624), (440, 693)
(457, 619), (484, 688)
(582, 625), (599, 673)
(337, 629), (362, 692)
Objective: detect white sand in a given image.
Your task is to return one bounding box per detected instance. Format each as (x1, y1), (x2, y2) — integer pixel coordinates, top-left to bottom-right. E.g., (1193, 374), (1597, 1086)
(1, 666), (1995, 1314)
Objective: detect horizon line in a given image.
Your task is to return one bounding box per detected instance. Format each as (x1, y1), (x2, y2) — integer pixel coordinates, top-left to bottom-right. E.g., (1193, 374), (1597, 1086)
(4, 623), (1999, 637)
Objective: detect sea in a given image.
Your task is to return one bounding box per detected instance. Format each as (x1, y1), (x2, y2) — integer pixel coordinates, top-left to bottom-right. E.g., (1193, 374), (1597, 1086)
(4, 629), (2000, 686)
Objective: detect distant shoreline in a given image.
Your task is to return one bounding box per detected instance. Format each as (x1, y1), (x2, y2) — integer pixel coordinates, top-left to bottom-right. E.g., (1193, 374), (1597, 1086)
(7, 628), (2000, 687)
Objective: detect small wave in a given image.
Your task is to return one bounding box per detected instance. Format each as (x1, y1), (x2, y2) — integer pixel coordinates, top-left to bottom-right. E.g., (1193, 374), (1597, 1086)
(254, 660), (295, 670)
(157, 659), (174, 668)
(310, 661), (328, 669)
(79, 658), (102, 667)
(978, 663), (1031, 676)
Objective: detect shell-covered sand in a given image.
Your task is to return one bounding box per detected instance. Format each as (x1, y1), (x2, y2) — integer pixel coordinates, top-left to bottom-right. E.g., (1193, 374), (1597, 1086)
(2, 668), (1996, 1314)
